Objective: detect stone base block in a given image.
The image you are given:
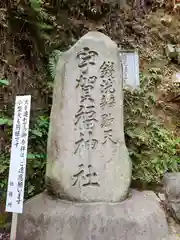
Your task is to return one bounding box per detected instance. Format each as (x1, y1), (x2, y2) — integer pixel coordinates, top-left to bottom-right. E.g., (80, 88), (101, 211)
(17, 190), (169, 240)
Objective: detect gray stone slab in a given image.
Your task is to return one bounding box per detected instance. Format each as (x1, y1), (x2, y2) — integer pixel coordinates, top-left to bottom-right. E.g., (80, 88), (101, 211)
(16, 190), (169, 240)
(46, 31), (131, 202)
(164, 172), (180, 222)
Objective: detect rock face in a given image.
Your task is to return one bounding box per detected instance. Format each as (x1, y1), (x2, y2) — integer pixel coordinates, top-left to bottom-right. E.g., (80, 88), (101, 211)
(46, 31), (132, 202)
(16, 190), (169, 240)
(164, 173), (180, 223)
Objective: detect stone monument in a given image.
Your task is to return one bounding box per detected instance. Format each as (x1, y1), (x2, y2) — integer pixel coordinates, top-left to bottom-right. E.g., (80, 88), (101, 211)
(16, 31), (170, 240)
(46, 31), (131, 202)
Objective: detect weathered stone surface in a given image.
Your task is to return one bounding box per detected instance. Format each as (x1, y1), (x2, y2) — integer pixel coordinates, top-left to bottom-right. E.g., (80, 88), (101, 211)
(46, 31), (131, 202)
(164, 173), (180, 222)
(16, 190), (169, 240)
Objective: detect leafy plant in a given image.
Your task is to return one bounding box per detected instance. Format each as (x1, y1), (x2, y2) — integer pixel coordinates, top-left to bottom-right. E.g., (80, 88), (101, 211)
(7, 0), (55, 61)
(0, 79), (9, 86)
(48, 49), (62, 79)
(0, 114), (49, 201)
(29, 0), (43, 12)
(0, 116), (13, 126)
(124, 69), (180, 185)
(25, 115), (49, 198)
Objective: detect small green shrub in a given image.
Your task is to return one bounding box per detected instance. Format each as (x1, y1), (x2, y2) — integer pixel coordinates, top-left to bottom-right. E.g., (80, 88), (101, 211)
(25, 115), (49, 198)
(0, 115), (49, 201)
(124, 69), (180, 184)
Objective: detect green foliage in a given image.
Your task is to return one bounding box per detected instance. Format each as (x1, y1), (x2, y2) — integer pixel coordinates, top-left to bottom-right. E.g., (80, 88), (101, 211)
(0, 79), (9, 86)
(124, 69), (179, 184)
(0, 115), (49, 201)
(48, 49), (62, 79)
(0, 118), (13, 126)
(8, 0), (55, 60)
(29, 0), (43, 12)
(25, 115), (49, 198)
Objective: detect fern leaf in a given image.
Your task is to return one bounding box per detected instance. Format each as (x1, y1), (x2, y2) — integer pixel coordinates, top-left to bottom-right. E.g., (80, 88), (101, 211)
(37, 22), (54, 30)
(48, 50), (63, 80)
(30, 0), (42, 12)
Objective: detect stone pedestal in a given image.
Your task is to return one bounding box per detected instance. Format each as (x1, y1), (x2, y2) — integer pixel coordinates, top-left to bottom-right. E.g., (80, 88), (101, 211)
(17, 190), (169, 240)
